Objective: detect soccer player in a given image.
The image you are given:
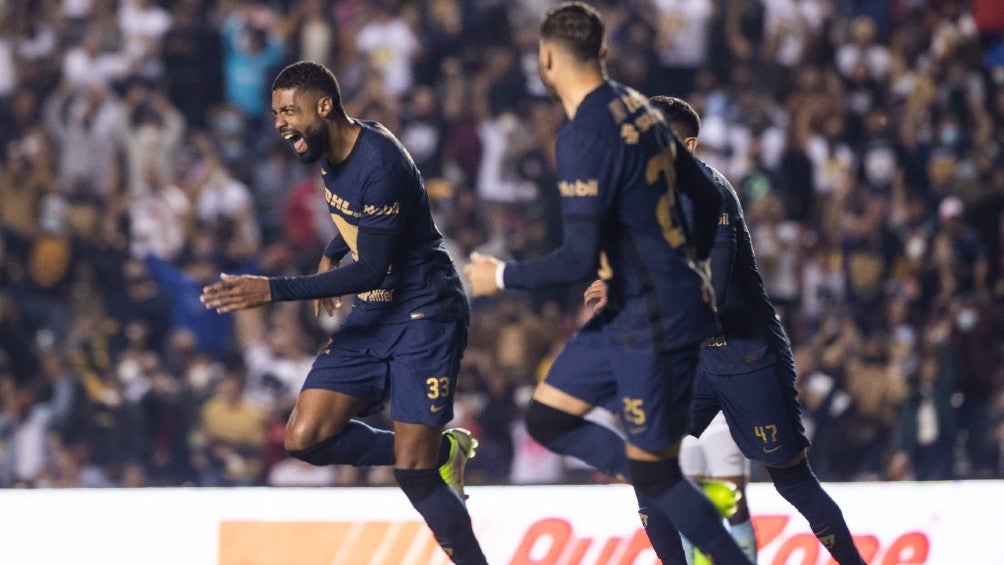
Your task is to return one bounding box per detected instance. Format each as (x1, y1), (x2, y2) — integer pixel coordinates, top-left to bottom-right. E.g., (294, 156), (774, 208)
(586, 96), (867, 565)
(465, 3), (750, 563)
(200, 61), (488, 565)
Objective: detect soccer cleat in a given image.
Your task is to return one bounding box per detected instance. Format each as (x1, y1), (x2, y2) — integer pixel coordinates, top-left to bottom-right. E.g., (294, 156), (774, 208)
(439, 427), (478, 503)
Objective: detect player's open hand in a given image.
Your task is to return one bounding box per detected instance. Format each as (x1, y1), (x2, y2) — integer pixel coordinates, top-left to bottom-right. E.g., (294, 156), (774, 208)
(313, 256), (342, 317)
(200, 273), (272, 313)
(583, 279), (608, 312)
(464, 252), (503, 297)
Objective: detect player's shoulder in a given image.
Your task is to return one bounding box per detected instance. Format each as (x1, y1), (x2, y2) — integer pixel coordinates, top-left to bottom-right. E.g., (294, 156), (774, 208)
(700, 162), (744, 220)
(358, 121), (417, 171)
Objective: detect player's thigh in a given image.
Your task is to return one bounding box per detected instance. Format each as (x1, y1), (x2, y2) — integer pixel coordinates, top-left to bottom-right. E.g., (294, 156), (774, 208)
(700, 412), (750, 479)
(289, 335), (391, 449)
(386, 317), (467, 427)
(615, 342), (699, 455)
(689, 370), (721, 437)
(711, 363), (809, 465)
(538, 320), (617, 415)
(285, 388), (374, 450)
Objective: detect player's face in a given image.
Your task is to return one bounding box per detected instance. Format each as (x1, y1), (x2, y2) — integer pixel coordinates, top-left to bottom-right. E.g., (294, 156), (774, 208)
(537, 40), (559, 102)
(271, 87), (329, 163)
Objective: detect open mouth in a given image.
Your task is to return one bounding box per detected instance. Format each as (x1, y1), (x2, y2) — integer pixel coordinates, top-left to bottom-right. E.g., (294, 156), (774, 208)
(282, 131), (307, 154)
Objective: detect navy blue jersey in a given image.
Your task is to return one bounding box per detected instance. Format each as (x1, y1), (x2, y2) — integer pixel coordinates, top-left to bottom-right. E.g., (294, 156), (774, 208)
(698, 164), (791, 374)
(270, 121), (466, 325)
(504, 81), (722, 349)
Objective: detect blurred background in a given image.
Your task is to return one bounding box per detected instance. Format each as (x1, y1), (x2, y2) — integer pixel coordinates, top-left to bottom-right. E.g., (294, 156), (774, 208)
(0, 0), (1001, 490)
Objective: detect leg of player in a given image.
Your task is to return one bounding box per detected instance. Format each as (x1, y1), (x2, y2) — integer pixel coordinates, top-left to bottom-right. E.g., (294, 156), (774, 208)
(714, 476), (756, 562)
(767, 451), (866, 565)
(527, 385), (688, 564)
(284, 389), (396, 466)
(394, 422), (488, 565)
(627, 443), (752, 564)
(284, 388), (467, 480)
(525, 384), (629, 479)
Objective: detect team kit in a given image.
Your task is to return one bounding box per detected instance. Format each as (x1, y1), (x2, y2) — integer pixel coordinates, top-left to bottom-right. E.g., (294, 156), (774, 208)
(198, 2), (868, 564)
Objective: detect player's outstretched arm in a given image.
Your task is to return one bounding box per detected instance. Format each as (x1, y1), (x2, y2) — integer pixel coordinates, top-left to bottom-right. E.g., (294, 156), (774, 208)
(201, 274), (272, 313)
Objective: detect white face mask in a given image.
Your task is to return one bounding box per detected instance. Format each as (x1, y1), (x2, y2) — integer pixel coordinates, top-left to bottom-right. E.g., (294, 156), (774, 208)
(956, 308), (978, 332)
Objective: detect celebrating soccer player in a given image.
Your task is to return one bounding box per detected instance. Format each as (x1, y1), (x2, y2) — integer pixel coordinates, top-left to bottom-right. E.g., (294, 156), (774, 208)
(200, 61), (487, 565)
(586, 96), (868, 565)
(464, 3), (751, 563)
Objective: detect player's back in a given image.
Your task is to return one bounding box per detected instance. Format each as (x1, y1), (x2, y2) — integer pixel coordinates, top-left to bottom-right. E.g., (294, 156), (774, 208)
(698, 166), (790, 375)
(318, 121), (465, 325)
(560, 81), (718, 348)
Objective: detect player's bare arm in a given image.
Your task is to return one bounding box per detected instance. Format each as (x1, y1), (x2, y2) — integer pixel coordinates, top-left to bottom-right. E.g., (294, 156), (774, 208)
(583, 279), (608, 312)
(464, 252), (504, 297)
(313, 256), (342, 317)
(200, 273), (272, 313)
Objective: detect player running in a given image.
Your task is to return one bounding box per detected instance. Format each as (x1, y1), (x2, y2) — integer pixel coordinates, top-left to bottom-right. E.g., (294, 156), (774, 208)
(586, 96), (867, 565)
(465, 3), (751, 563)
(200, 61), (487, 564)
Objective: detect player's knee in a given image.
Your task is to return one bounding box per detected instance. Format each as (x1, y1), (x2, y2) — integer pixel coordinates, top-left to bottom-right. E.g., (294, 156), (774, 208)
(628, 458), (683, 497)
(284, 421), (329, 454)
(525, 400), (583, 446)
(287, 434), (338, 466)
(766, 456), (812, 486)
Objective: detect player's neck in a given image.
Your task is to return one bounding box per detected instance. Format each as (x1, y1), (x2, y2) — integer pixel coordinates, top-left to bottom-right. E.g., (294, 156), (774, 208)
(325, 117), (362, 164)
(558, 71), (605, 120)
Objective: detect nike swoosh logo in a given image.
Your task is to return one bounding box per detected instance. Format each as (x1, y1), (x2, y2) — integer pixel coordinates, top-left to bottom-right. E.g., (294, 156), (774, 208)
(762, 445), (782, 454)
(430, 404), (446, 413)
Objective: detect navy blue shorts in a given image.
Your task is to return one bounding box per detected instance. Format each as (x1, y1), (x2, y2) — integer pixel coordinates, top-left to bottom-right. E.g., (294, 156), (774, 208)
(545, 317), (699, 453)
(690, 358), (809, 466)
(303, 315), (468, 427)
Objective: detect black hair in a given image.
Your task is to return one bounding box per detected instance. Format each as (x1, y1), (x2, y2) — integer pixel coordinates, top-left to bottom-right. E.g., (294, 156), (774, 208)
(272, 61), (344, 116)
(649, 95), (701, 139)
(539, 2), (605, 63)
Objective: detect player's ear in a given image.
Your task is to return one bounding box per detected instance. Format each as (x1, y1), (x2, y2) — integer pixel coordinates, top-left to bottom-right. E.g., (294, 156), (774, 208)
(539, 41), (553, 72)
(317, 96), (332, 118)
(599, 44), (609, 62)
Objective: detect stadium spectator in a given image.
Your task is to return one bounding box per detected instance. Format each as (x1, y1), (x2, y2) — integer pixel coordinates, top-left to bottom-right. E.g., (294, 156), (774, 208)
(0, 0), (1000, 489)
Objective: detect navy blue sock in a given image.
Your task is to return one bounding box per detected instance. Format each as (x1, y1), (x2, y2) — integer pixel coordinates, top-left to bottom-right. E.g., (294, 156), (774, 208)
(525, 400), (629, 478)
(394, 468), (488, 565)
(288, 420), (395, 466)
(630, 459), (751, 564)
(768, 460), (865, 565)
(635, 495), (688, 565)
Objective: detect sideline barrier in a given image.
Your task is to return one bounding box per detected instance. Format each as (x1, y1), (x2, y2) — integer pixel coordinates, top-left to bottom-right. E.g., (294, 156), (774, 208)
(0, 482), (1000, 564)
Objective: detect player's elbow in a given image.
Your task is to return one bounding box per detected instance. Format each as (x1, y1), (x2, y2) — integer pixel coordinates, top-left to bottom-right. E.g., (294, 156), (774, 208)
(354, 260), (389, 289)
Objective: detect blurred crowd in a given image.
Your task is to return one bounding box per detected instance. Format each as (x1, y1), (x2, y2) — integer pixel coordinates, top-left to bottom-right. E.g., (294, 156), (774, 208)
(0, 0), (1002, 489)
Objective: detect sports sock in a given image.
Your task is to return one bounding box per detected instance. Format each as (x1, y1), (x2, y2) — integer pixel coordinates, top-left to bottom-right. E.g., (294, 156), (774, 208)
(288, 420), (394, 466)
(680, 535), (696, 565)
(768, 459), (865, 565)
(630, 459), (751, 564)
(394, 468), (488, 565)
(729, 518), (757, 562)
(525, 400), (629, 478)
(635, 498), (688, 565)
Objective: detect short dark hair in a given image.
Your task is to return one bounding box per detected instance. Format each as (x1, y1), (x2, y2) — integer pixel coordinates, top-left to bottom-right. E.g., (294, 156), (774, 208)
(539, 2), (605, 63)
(649, 95), (701, 139)
(272, 61), (344, 115)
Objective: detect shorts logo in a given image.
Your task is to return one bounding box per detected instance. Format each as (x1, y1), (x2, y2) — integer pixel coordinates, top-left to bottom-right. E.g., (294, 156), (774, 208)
(762, 445), (782, 454)
(430, 404), (446, 413)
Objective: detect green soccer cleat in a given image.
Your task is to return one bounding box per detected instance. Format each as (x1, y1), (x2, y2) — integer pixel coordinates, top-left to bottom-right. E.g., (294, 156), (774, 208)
(439, 427), (478, 503)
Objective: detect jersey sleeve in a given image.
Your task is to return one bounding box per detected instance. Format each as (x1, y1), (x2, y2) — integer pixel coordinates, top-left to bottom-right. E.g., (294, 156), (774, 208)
(357, 164), (405, 234)
(708, 180), (739, 308)
(671, 135), (722, 261)
(503, 125), (611, 289)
